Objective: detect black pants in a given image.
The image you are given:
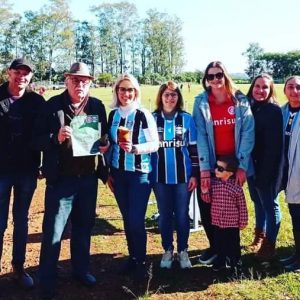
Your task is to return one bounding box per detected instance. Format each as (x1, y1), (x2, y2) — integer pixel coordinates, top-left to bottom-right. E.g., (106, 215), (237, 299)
(197, 187), (216, 252)
(214, 225), (241, 267)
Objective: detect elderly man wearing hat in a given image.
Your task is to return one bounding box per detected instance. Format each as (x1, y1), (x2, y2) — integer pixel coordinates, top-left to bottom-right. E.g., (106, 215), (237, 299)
(34, 62), (108, 299)
(0, 58), (45, 289)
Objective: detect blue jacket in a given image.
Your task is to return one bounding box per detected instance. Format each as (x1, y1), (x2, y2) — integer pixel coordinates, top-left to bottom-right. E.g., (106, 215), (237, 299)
(192, 90), (254, 175)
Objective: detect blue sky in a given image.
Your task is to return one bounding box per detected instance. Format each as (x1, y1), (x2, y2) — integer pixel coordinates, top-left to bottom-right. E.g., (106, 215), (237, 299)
(12, 0), (300, 73)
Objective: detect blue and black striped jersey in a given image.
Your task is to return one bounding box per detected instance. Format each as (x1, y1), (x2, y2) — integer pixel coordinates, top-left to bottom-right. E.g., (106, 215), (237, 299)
(151, 111), (199, 184)
(108, 107), (158, 173)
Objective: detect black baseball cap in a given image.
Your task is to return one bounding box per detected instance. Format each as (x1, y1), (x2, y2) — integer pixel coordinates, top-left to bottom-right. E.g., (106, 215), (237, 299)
(9, 58), (34, 72)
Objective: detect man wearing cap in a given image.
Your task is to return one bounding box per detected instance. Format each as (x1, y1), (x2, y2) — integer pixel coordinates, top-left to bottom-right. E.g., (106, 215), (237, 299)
(34, 62), (108, 298)
(0, 58), (45, 289)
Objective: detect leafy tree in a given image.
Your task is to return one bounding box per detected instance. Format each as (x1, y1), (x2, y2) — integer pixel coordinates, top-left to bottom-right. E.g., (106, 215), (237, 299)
(92, 1), (138, 75)
(0, 0), (20, 66)
(0, 0), (187, 80)
(0, 18), (20, 66)
(0, 0), (15, 30)
(166, 15), (184, 74)
(97, 73), (114, 85)
(74, 21), (100, 76)
(39, 0), (74, 82)
(242, 42), (264, 80)
(260, 51), (300, 81)
(143, 9), (184, 76)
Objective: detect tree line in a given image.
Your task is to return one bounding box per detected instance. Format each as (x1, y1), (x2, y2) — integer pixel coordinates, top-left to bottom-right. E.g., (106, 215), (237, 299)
(0, 0), (203, 84)
(243, 42), (300, 81)
(2, 0), (298, 85)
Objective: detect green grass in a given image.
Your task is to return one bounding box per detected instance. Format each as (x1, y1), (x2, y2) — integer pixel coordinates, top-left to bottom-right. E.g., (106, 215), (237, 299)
(42, 84), (299, 299)
(44, 83), (287, 114)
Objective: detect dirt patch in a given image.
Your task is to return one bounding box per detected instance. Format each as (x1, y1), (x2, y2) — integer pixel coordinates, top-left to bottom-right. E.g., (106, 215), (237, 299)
(0, 181), (215, 300)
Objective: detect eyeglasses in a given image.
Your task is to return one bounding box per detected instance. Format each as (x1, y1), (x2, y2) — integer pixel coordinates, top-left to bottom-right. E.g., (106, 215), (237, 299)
(117, 87), (135, 93)
(215, 163), (229, 173)
(69, 77), (91, 86)
(206, 72), (224, 81)
(163, 92), (178, 98)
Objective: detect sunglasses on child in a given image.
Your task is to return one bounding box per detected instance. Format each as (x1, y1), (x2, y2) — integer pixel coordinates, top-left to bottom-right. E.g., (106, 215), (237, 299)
(206, 72), (224, 81)
(215, 163), (230, 173)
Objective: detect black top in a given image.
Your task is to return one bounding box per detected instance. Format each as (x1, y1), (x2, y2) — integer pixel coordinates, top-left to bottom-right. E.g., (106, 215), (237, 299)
(251, 100), (283, 187)
(0, 82), (45, 174)
(32, 90), (108, 183)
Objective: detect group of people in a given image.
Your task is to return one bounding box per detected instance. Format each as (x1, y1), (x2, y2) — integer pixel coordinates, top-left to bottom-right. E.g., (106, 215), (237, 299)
(0, 58), (300, 299)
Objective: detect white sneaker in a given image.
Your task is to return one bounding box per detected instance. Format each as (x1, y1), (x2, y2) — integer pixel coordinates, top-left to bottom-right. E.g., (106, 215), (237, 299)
(178, 250), (192, 269)
(160, 250), (173, 269)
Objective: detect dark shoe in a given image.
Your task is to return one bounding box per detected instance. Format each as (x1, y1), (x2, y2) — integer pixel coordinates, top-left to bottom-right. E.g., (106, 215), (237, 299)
(284, 258), (300, 272)
(198, 249), (217, 265)
(73, 272), (97, 287)
(212, 258), (228, 272)
(119, 257), (137, 275)
(12, 265), (34, 289)
(248, 228), (265, 252)
(280, 253), (298, 266)
(38, 290), (55, 300)
(255, 238), (275, 262)
(133, 262), (148, 283)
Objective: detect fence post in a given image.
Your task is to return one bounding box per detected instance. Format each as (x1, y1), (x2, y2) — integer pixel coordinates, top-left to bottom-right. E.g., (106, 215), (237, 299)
(189, 189), (202, 232)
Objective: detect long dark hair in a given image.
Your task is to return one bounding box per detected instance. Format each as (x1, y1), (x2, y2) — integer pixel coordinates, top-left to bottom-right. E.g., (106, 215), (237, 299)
(247, 73), (277, 103)
(202, 61), (236, 95)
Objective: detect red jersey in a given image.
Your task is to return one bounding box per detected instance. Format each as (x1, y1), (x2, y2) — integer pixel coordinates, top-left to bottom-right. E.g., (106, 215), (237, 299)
(209, 93), (235, 156)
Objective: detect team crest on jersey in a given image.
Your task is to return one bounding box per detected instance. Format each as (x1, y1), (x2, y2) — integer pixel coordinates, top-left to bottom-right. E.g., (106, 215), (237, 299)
(228, 106), (235, 115)
(175, 126), (183, 135)
(126, 120), (134, 127)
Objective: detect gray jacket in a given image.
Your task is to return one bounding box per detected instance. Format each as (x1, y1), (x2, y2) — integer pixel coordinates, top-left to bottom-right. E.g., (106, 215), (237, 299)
(282, 103), (300, 203)
(192, 90), (254, 175)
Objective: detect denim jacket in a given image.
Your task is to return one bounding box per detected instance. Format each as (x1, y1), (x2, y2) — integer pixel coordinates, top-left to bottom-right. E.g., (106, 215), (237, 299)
(192, 90), (254, 175)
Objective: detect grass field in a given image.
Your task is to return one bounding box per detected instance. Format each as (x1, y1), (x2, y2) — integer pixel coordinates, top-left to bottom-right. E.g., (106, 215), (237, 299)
(32, 84), (299, 300)
(44, 83), (287, 112)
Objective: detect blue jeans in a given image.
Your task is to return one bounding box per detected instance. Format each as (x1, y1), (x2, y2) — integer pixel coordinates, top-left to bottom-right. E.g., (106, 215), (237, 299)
(248, 176), (281, 243)
(288, 204), (300, 231)
(111, 168), (151, 263)
(39, 174), (98, 292)
(153, 183), (191, 252)
(0, 172), (37, 266)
